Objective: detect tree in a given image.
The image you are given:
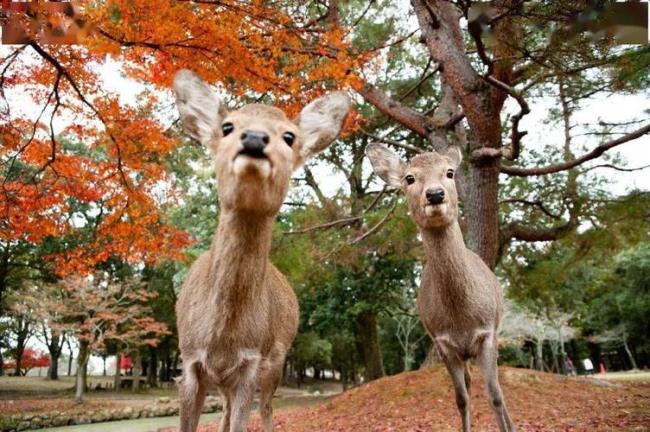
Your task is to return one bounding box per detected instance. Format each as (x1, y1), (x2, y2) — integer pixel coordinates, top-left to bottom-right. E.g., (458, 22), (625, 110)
(341, 1), (650, 268)
(25, 275), (168, 402)
(3, 347), (49, 376)
(586, 242), (650, 368)
(0, 1), (357, 302)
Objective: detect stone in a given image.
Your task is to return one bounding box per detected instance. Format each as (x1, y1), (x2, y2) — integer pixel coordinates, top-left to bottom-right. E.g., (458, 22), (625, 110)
(17, 421), (31, 431)
(156, 396), (171, 404)
(75, 416), (91, 425)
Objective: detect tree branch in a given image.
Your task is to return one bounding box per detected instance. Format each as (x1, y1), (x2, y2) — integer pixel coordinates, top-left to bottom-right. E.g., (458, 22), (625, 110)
(356, 80), (429, 137)
(501, 122), (650, 176)
(483, 75), (530, 160)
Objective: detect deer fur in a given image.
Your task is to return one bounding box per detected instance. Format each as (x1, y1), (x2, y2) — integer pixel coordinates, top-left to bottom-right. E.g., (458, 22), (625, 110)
(366, 144), (515, 432)
(173, 69), (350, 432)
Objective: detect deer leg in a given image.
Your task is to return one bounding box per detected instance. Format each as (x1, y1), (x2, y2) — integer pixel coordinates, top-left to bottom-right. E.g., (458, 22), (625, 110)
(464, 361), (471, 394)
(227, 381), (256, 432)
(477, 338), (516, 432)
(443, 357), (471, 432)
(179, 362), (207, 432)
(227, 351), (261, 432)
(217, 391), (231, 432)
(259, 363), (282, 432)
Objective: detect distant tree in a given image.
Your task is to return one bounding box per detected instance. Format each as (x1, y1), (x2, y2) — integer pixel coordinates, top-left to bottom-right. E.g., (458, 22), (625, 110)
(586, 242), (650, 368)
(25, 275), (168, 402)
(3, 347), (49, 376)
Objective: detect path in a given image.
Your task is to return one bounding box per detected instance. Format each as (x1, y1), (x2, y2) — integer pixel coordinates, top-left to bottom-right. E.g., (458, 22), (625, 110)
(38, 413), (221, 432)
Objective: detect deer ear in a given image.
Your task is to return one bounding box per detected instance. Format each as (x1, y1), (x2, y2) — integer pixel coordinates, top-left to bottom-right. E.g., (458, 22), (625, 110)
(173, 69), (227, 148)
(442, 145), (463, 168)
(366, 144), (405, 189)
(295, 91), (350, 168)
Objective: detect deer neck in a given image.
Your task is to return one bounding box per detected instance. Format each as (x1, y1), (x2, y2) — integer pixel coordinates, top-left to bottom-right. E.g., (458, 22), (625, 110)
(421, 221), (473, 302)
(208, 209), (274, 303)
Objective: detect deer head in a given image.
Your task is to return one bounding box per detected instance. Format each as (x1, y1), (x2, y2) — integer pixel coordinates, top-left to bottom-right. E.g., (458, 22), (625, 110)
(366, 144), (462, 229)
(173, 70), (350, 215)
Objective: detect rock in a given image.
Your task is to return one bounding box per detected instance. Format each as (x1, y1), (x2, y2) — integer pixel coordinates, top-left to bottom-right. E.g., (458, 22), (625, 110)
(75, 416), (91, 425)
(30, 417), (42, 428)
(51, 415), (68, 427)
(122, 406), (134, 417)
(156, 396), (171, 404)
(17, 421), (31, 431)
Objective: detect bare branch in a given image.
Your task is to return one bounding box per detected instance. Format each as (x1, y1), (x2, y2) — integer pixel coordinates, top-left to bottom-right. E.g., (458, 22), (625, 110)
(582, 163), (650, 173)
(501, 122), (650, 177)
(499, 198), (561, 220)
(361, 130), (424, 154)
(356, 80), (429, 137)
(483, 75), (530, 160)
(502, 220), (576, 242)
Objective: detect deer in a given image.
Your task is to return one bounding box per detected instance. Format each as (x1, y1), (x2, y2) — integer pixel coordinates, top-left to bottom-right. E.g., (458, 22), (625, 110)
(172, 69), (350, 432)
(366, 144), (515, 432)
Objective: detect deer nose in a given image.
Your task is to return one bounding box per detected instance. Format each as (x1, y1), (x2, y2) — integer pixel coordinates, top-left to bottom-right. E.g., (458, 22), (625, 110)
(240, 130), (270, 159)
(426, 188), (445, 205)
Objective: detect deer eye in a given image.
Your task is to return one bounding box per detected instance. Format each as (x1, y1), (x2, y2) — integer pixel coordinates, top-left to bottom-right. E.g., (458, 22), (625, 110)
(405, 175), (415, 185)
(222, 122), (234, 136)
(282, 132), (296, 147)
(446, 169), (454, 179)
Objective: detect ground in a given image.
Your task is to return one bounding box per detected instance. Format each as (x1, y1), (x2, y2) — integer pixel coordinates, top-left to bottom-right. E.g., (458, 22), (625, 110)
(190, 366), (649, 432)
(1, 368), (648, 431)
(0, 375), (172, 416)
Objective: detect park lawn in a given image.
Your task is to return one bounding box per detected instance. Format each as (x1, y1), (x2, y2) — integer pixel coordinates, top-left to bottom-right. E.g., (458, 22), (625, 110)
(0, 375), (176, 416)
(0, 397), (146, 416)
(195, 365), (650, 432)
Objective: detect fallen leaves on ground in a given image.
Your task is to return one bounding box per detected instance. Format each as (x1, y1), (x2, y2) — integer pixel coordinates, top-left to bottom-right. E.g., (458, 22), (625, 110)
(0, 398), (146, 416)
(196, 365), (650, 432)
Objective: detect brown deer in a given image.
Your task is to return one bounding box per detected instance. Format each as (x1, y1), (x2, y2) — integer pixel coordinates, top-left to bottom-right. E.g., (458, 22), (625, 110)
(366, 144), (515, 432)
(173, 69), (350, 432)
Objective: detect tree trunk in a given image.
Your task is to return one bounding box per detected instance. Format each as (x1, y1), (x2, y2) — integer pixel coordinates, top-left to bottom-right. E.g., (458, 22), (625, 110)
(47, 352), (60, 380)
(13, 317), (30, 376)
(558, 327), (567, 375)
(535, 337), (544, 371)
(66, 338), (74, 376)
(466, 162), (501, 268)
(114, 352), (122, 392)
(74, 340), (90, 403)
(622, 335), (638, 370)
(147, 346), (158, 387)
(46, 333), (62, 380)
(355, 311), (384, 381)
(132, 350), (142, 392)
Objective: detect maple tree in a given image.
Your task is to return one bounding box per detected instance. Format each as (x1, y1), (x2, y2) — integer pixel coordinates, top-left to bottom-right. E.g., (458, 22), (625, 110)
(18, 274), (169, 400)
(0, 0), (359, 311)
(3, 346), (49, 375)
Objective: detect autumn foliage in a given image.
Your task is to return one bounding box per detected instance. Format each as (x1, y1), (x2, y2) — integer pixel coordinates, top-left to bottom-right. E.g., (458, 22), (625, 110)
(2, 347), (49, 375)
(0, 1), (359, 276)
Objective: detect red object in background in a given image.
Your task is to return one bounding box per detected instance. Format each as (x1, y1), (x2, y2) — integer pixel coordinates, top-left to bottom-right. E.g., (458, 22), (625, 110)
(599, 362), (607, 374)
(21, 348), (50, 370)
(119, 354), (133, 371)
(2, 348), (50, 372)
